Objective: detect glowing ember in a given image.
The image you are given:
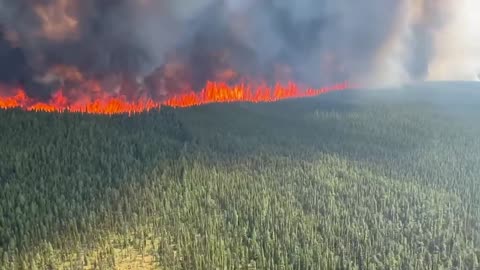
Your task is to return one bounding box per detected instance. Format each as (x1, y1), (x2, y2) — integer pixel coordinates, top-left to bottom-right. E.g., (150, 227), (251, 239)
(0, 81), (351, 115)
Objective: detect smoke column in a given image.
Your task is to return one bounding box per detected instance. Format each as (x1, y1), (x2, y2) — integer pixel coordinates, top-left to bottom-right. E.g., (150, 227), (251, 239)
(0, 0), (478, 100)
(426, 0), (480, 81)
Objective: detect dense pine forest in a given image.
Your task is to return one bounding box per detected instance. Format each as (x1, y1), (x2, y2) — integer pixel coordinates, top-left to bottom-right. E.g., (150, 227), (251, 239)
(1, 83), (480, 269)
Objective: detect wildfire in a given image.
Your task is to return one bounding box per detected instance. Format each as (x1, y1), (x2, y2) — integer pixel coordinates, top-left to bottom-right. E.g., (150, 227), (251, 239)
(0, 81), (351, 115)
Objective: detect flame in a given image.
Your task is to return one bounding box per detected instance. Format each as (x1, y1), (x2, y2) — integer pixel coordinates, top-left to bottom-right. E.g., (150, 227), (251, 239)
(0, 81), (351, 115)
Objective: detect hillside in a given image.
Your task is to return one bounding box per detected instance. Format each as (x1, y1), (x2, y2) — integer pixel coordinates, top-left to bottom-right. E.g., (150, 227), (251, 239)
(1, 85), (480, 269)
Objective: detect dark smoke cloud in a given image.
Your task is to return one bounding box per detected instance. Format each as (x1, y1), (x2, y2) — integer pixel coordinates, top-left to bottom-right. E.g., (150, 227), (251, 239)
(0, 27), (30, 85)
(0, 0), (477, 99)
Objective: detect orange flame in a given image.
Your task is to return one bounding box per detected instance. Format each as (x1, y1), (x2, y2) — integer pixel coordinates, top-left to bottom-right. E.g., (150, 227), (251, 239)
(0, 81), (351, 115)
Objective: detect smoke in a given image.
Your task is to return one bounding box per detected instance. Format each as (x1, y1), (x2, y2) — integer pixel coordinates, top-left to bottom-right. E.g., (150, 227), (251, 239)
(368, 0), (480, 85)
(0, 0), (478, 99)
(426, 0), (480, 81)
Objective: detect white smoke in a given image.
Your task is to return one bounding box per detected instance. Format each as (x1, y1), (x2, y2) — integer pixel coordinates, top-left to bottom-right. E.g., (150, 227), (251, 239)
(427, 0), (480, 81)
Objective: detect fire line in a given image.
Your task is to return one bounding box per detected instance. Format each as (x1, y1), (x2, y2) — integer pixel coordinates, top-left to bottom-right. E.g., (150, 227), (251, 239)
(0, 81), (351, 115)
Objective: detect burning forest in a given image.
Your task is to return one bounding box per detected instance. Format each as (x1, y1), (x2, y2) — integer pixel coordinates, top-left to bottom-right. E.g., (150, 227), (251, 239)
(0, 81), (350, 114)
(0, 0), (478, 114)
(1, 1), (480, 269)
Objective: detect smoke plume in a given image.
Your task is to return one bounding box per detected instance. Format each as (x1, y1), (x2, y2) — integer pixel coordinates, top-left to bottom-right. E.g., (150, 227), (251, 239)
(0, 0), (478, 99)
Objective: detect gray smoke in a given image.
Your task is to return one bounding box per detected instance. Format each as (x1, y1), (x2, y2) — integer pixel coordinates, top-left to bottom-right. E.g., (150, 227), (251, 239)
(0, 0), (477, 99)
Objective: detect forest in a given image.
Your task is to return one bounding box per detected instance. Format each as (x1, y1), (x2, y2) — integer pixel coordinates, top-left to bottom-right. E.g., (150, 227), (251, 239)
(0, 84), (479, 269)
